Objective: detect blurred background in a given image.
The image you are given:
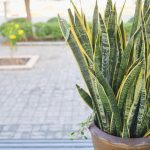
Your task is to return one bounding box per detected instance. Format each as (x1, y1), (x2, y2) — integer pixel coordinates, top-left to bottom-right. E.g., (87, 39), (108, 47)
(0, 0), (135, 42)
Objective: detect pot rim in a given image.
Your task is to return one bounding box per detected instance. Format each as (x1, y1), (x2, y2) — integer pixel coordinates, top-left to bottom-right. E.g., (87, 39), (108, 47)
(89, 123), (150, 147)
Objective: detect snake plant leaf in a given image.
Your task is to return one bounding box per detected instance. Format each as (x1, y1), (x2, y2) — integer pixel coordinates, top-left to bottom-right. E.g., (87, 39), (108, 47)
(68, 9), (93, 62)
(72, 1), (92, 43)
(112, 27), (123, 92)
(93, 65), (122, 135)
(130, 0), (142, 38)
(136, 70), (147, 136)
(92, 0), (99, 50)
(99, 13), (110, 81)
(58, 15), (104, 129)
(117, 61), (142, 112)
(83, 15), (92, 43)
(144, 129), (150, 137)
(108, 5), (118, 85)
(89, 70), (122, 135)
(89, 70), (109, 132)
(139, 107), (150, 136)
(58, 15), (94, 99)
(122, 84), (135, 138)
(76, 85), (93, 110)
(94, 33), (102, 76)
(141, 13), (149, 75)
(135, 35), (143, 60)
(143, 6), (150, 23)
(144, 0), (150, 15)
(136, 30), (148, 136)
(104, 0), (112, 26)
(96, 76), (122, 136)
(122, 124), (130, 138)
(116, 26), (141, 91)
(118, 0), (126, 24)
(120, 21), (126, 50)
(70, 0), (80, 18)
(144, 0), (150, 40)
(126, 71), (142, 134)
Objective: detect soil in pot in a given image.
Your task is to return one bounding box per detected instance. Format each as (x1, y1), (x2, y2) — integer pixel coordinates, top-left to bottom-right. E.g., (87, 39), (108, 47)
(0, 58), (30, 66)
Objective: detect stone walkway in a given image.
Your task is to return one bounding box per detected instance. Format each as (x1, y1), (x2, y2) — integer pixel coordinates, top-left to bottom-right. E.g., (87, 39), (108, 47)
(0, 43), (92, 139)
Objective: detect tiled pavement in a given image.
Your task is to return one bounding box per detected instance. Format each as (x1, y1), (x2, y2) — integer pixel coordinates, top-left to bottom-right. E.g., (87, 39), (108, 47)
(0, 43), (92, 139)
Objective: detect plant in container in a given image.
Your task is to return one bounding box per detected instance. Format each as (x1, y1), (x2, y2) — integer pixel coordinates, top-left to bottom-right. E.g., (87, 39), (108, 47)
(58, 0), (150, 149)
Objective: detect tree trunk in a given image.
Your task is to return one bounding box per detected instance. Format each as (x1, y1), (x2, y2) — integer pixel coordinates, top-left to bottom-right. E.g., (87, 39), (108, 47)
(24, 0), (33, 40)
(24, 0), (32, 22)
(3, 1), (7, 21)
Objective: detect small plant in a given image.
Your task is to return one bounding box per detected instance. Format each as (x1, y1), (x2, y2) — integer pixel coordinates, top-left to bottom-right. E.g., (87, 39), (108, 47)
(1, 22), (25, 57)
(58, 0), (150, 138)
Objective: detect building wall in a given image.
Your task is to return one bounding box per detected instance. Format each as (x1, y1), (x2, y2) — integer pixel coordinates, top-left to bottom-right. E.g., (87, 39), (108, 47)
(0, 0), (135, 22)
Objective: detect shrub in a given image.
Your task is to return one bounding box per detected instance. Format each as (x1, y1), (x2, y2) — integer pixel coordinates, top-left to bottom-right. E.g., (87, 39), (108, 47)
(0, 18), (32, 39)
(124, 17), (133, 37)
(47, 17), (58, 23)
(34, 19), (63, 40)
(34, 22), (51, 37)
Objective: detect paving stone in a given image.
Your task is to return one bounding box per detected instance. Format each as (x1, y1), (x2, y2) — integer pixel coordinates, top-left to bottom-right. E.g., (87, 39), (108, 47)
(0, 44), (92, 139)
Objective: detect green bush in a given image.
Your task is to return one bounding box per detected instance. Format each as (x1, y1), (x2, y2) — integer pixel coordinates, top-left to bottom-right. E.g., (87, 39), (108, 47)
(34, 22), (51, 37)
(0, 18), (32, 39)
(34, 18), (63, 40)
(124, 17), (133, 37)
(0, 17), (63, 41)
(47, 17), (58, 23)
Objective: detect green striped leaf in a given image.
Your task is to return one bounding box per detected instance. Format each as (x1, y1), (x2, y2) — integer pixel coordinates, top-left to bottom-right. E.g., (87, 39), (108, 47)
(58, 15), (102, 128)
(118, 0), (126, 23)
(116, 28), (141, 91)
(104, 0), (112, 26)
(99, 13), (110, 81)
(144, 129), (150, 137)
(92, 0), (99, 50)
(122, 84), (135, 138)
(144, 0), (150, 15)
(94, 33), (102, 76)
(136, 70), (147, 136)
(144, 0), (150, 40)
(117, 61), (142, 112)
(90, 70), (122, 135)
(130, 0), (142, 37)
(139, 107), (150, 136)
(108, 5), (118, 85)
(112, 27), (123, 93)
(76, 85), (93, 110)
(68, 9), (93, 62)
(89, 70), (109, 132)
(136, 30), (147, 136)
(126, 71), (142, 134)
(120, 21), (126, 50)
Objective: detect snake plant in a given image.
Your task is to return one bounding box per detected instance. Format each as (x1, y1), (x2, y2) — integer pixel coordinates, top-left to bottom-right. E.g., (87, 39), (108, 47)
(58, 0), (150, 138)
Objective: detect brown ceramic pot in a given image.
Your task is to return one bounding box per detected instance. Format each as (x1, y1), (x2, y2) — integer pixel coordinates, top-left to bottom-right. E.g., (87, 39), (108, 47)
(89, 124), (150, 150)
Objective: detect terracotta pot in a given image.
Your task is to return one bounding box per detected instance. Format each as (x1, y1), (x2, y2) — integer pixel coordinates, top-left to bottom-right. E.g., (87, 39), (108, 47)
(89, 124), (150, 150)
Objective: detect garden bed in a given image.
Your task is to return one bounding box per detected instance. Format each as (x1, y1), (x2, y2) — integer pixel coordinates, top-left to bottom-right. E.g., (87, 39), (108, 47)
(0, 55), (39, 70)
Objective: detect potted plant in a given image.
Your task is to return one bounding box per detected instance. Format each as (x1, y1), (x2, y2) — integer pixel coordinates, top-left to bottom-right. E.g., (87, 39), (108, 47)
(58, 0), (150, 149)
